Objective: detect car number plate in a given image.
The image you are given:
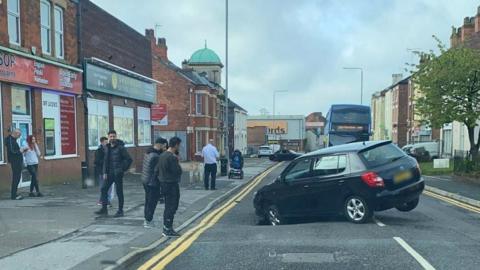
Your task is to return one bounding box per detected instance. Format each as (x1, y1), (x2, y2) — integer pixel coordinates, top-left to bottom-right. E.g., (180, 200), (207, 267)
(394, 171), (412, 184)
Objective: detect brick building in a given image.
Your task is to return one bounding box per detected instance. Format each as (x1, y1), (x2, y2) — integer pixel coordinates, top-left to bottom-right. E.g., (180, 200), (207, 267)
(0, 0), (85, 195)
(147, 30), (221, 161)
(391, 78), (409, 147)
(80, 1), (158, 174)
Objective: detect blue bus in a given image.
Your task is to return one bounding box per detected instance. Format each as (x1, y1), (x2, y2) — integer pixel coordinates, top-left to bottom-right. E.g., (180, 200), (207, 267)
(324, 104), (371, 147)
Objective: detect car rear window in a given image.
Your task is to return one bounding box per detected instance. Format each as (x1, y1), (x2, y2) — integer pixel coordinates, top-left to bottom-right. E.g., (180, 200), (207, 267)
(359, 143), (406, 168)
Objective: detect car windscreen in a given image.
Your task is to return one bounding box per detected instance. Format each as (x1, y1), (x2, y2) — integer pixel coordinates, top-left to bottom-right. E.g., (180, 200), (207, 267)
(259, 147), (270, 150)
(359, 143), (406, 168)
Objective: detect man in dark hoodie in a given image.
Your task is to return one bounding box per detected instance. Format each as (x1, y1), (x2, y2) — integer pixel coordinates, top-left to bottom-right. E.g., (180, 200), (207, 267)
(95, 130), (132, 218)
(142, 137), (168, 228)
(4, 128), (24, 200)
(158, 136), (183, 237)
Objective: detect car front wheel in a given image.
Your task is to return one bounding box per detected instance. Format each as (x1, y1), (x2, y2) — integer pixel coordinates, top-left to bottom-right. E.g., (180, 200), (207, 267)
(395, 197), (419, 212)
(266, 205), (284, 226)
(344, 195), (372, 224)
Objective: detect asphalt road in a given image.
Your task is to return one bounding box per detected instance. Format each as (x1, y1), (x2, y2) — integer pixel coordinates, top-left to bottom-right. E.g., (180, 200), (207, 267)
(132, 162), (480, 270)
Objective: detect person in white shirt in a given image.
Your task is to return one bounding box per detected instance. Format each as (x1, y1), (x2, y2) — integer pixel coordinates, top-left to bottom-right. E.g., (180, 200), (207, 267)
(22, 135), (43, 197)
(201, 139), (219, 190)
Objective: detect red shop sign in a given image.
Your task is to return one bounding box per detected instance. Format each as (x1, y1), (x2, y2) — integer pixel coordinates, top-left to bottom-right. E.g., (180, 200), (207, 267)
(0, 51), (82, 94)
(151, 104), (168, 126)
(60, 95), (77, 155)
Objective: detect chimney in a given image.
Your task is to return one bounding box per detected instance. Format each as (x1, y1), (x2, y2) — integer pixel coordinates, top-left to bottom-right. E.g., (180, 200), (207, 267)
(461, 17), (475, 42)
(145, 29), (155, 41)
(392, 74), (403, 85)
(451, 26), (460, 48)
(156, 38), (168, 61)
(182, 59), (189, 69)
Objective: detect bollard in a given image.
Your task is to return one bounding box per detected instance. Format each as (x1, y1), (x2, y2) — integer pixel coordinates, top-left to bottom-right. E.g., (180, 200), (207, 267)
(81, 161), (88, 189)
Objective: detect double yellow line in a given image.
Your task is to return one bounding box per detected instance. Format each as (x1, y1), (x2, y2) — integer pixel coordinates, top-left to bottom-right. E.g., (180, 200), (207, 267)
(138, 162), (283, 270)
(423, 190), (480, 214)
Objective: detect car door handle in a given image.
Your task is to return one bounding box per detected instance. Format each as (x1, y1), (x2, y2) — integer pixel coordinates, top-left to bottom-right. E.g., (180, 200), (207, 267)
(338, 180), (345, 184)
(303, 185), (310, 188)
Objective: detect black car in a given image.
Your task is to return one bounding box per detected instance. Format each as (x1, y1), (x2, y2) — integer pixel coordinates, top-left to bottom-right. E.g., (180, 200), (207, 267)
(254, 141), (424, 225)
(269, 149), (301, 161)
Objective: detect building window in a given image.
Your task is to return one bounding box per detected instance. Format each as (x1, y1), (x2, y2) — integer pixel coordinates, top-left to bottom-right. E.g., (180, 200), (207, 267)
(195, 130), (206, 153)
(114, 106), (134, 146)
(137, 107), (151, 145)
(196, 93), (203, 115)
(42, 92), (77, 157)
(40, 0), (51, 55)
(87, 98), (109, 149)
(11, 86), (31, 115)
(7, 0), (21, 45)
(54, 6), (64, 59)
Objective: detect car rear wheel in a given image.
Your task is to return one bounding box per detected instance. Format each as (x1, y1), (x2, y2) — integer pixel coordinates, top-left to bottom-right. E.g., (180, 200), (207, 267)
(395, 197), (419, 212)
(266, 205), (284, 226)
(344, 196), (372, 224)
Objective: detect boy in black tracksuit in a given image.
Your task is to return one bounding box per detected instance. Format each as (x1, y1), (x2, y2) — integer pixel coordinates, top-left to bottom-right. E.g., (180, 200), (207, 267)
(142, 137), (168, 228)
(157, 137), (183, 237)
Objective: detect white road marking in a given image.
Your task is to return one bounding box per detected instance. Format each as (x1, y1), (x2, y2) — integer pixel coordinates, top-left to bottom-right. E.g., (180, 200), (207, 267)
(393, 237), (436, 270)
(373, 217), (386, 227)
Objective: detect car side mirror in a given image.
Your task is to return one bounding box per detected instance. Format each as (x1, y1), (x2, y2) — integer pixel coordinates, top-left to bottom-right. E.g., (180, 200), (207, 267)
(275, 175), (283, 183)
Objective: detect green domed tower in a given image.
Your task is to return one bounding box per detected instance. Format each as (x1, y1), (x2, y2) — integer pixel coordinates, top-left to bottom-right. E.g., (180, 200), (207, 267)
(183, 41), (223, 85)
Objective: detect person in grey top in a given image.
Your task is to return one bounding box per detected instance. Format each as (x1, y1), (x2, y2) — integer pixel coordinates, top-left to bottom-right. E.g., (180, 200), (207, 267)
(22, 135), (42, 197)
(157, 136), (183, 237)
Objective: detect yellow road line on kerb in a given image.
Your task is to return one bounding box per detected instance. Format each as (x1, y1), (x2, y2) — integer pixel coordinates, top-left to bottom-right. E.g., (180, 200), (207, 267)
(138, 162), (283, 270)
(423, 190), (480, 214)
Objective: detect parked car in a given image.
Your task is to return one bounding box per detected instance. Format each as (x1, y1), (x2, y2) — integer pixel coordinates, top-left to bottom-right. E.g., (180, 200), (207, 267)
(409, 146), (431, 162)
(258, 145), (273, 158)
(269, 149), (301, 161)
(253, 140), (424, 225)
(402, 142), (439, 160)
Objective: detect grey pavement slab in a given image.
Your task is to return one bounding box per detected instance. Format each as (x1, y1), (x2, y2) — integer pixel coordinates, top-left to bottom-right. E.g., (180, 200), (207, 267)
(424, 175), (480, 202)
(0, 158), (274, 270)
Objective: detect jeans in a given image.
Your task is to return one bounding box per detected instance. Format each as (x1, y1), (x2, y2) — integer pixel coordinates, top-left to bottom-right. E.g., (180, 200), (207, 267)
(204, 163), (217, 190)
(160, 182), (180, 228)
(100, 174), (123, 210)
(10, 162), (22, 199)
(26, 164), (40, 193)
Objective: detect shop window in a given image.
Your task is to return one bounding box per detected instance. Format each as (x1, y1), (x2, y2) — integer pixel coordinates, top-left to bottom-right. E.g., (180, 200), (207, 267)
(114, 106), (134, 146)
(11, 87), (30, 115)
(7, 0), (21, 45)
(87, 98), (109, 149)
(40, 0), (52, 55)
(0, 85), (3, 163)
(137, 107), (151, 145)
(42, 92), (77, 157)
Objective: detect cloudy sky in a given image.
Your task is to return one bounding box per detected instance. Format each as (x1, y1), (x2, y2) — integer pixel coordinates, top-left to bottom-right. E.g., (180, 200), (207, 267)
(92, 0), (478, 116)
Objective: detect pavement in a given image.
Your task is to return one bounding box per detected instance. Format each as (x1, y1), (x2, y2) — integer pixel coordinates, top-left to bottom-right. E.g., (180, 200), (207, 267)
(130, 164), (480, 270)
(0, 158), (275, 270)
(424, 174), (480, 207)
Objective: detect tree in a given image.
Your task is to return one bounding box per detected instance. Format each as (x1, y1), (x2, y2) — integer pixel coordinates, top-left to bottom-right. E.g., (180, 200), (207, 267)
(413, 38), (480, 157)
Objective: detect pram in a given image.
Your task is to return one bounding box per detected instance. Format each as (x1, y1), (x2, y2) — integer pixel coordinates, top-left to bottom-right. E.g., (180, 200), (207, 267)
(228, 150), (244, 179)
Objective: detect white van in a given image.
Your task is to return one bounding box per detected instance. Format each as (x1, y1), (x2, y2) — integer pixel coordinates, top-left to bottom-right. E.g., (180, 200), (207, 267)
(402, 142), (439, 159)
(258, 145), (273, 158)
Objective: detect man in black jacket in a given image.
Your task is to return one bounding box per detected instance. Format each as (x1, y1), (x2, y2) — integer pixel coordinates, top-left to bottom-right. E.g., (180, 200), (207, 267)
(95, 130), (133, 217)
(158, 137), (183, 237)
(142, 137), (168, 228)
(94, 137), (114, 206)
(4, 129), (24, 200)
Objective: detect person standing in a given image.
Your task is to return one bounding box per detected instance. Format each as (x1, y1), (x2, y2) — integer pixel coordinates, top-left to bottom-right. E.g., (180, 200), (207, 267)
(95, 130), (132, 218)
(4, 129), (23, 200)
(142, 137), (168, 228)
(158, 137), (183, 237)
(22, 135), (43, 197)
(201, 139), (219, 190)
(94, 137), (115, 206)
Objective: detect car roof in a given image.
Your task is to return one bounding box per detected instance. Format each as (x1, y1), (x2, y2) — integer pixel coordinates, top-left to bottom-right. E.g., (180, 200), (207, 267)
(303, 140), (391, 157)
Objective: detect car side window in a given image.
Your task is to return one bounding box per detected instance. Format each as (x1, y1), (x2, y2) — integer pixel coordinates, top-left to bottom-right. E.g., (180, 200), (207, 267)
(312, 155), (347, 177)
(284, 158), (312, 182)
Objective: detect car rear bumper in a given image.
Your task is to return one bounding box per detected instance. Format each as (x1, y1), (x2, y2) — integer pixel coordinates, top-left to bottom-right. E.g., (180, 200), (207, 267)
(374, 178), (425, 211)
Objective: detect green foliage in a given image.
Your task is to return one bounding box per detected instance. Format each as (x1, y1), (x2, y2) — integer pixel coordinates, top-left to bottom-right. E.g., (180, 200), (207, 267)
(412, 37), (480, 154)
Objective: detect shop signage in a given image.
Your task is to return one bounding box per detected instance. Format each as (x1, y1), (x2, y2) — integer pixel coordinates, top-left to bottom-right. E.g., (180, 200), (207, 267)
(152, 104), (168, 126)
(60, 96), (76, 155)
(247, 120), (288, 134)
(0, 51), (82, 94)
(86, 63), (156, 103)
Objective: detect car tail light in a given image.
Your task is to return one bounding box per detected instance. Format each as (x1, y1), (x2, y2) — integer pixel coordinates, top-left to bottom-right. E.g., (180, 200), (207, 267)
(361, 172), (385, 188)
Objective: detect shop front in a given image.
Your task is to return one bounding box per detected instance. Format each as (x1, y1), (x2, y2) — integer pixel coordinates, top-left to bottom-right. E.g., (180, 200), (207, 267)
(84, 59), (158, 174)
(0, 47), (83, 195)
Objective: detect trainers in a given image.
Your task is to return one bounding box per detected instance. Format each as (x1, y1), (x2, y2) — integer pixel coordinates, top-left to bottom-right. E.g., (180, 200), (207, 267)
(143, 220), (155, 228)
(108, 202), (113, 208)
(36, 192), (43, 197)
(13, 195), (23, 200)
(95, 208), (108, 216)
(113, 210), (124, 218)
(162, 227), (180, 237)
(29, 192), (35, 197)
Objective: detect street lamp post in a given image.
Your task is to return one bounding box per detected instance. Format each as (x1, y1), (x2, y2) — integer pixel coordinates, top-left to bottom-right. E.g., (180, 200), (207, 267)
(272, 90), (288, 141)
(343, 67), (363, 105)
(224, 0), (229, 160)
